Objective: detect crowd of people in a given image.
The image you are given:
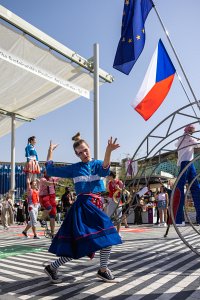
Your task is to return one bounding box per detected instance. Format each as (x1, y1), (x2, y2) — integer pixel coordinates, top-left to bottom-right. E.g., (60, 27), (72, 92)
(0, 123), (200, 284)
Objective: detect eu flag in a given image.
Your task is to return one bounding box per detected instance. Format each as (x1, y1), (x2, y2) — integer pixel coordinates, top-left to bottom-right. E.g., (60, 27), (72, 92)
(113, 0), (153, 75)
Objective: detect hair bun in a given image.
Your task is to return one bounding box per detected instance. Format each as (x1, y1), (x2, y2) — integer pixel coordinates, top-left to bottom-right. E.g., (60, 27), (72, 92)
(72, 132), (81, 141)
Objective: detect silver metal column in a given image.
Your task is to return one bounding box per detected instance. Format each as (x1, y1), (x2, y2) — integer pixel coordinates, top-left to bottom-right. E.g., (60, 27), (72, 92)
(93, 43), (99, 159)
(11, 113), (16, 203)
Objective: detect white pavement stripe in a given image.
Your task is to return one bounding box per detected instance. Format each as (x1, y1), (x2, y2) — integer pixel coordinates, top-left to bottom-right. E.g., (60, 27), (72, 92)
(0, 239), (47, 247)
(0, 268), (31, 279)
(1, 258), (44, 270)
(8, 256), (43, 265)
(33, 281), (91, 299)
(15, 254), (56, 261)
(133, 258), (199, 298)
(34, 296), (59, 300)
(0, 232), (198, 300)
(0, 262), (42, 275)
(0, 275), (16, 282)
(90, 250), (195, 299)
(7, 280), (52, 294)
(155, 272), (199, 300)
(9, 283), (68, 300)
(68, 242), (188, 277)
(40, 244), (193, 299)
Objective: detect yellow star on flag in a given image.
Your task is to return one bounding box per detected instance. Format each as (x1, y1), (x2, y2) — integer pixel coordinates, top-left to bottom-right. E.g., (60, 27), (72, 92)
(136, 35), (141, 40)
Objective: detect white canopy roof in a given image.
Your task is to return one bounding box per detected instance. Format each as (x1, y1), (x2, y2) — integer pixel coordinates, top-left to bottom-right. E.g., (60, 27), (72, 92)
(0, 5), (113, 137)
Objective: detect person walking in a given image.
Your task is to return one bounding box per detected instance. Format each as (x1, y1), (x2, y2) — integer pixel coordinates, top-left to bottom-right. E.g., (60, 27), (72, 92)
(22, 179), (40, 239)
(174, 124), (200, 225)
(43, 133), (122, 284)
(38, 171), (59, 238)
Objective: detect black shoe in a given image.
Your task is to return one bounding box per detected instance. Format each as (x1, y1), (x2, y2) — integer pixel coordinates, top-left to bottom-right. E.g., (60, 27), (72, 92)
(22, 231), (29, 238)
(33, 235), (40, 239)
(44, 265), (62, 284)
(97, 269), (115, 282)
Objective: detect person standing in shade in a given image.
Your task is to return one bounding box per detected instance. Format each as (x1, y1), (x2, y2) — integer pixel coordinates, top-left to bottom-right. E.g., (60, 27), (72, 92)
(43, 133), (122, 284)
(16, 201), (25, 225)
(174, 124), (200, 225)
(56, 200), (62, 224)
(1, 193), (14, 229)
(156, 186), (168, 227)
(61, 187), (73, 215)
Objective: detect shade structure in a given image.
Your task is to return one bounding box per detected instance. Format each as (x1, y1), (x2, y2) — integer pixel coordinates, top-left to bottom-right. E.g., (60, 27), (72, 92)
(0, 5), (113, 137)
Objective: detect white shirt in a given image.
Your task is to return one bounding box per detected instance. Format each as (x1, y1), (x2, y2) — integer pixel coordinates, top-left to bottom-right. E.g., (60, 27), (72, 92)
(157, 193), (167, 201)
(175, 134), (198, 166)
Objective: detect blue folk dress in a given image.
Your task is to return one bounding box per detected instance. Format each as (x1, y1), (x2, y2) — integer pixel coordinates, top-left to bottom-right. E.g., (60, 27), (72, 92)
(46, 160), (122, 259)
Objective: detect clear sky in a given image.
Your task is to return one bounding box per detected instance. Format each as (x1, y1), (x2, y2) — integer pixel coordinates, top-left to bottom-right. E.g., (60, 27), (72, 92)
(0, 0), (200, 164)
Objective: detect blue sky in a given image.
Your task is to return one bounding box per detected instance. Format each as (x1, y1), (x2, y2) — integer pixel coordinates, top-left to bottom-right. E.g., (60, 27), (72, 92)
(0, 0), (200, 164)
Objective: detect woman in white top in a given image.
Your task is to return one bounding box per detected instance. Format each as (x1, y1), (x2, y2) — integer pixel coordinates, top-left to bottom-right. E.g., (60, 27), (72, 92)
(156, 186), (168, 226)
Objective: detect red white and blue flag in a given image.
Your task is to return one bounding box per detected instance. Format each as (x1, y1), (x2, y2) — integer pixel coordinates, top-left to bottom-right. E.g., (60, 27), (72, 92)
(132, 39), (176, 121)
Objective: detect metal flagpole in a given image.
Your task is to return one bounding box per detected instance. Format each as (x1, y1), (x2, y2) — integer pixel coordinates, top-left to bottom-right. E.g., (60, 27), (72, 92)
(151, 0), (200, 111)
(93, 43), (100, 159)
(176, 73), (199, 120)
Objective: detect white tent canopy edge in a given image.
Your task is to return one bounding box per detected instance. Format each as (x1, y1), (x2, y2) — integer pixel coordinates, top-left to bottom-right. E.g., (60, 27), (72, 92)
(0, 5), (114, 200)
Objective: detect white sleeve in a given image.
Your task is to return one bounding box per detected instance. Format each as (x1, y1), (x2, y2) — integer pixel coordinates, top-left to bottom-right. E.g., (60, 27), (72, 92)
(175, 137), (181, 148)
(190, 137), (200, 148)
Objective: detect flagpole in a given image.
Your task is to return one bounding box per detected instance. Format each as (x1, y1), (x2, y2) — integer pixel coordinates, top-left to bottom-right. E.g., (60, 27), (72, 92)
(151, 1), (200, 111)
(176, 73), (199, 120)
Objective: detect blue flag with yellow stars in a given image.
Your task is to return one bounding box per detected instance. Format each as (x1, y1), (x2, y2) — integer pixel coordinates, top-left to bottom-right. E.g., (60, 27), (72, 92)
(113, 0), (153, 75)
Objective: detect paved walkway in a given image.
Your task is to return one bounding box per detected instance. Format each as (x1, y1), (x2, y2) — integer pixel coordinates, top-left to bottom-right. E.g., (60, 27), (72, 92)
(0, 224), (200, 300)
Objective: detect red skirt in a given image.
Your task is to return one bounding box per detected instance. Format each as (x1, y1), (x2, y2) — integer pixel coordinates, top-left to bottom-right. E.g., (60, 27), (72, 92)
(24, 160), (40, 174)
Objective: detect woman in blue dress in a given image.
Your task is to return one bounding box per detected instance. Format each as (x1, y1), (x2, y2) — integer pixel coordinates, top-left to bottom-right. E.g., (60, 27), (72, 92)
(44, 133), (122, 283)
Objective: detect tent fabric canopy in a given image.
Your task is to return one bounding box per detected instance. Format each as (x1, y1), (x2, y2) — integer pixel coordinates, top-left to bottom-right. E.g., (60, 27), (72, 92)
(0, 21), (103, 137)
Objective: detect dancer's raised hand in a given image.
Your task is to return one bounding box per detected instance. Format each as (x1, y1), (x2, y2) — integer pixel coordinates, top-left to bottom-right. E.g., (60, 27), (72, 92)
(49, 140), (59, 152)
(106, 137), (120, 153)
(103, 137), (120, 168)
(47, 140), (59, 161)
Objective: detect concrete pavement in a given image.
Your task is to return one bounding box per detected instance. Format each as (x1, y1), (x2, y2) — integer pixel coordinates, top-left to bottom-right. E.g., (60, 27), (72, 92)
(0, 223), (200, 300)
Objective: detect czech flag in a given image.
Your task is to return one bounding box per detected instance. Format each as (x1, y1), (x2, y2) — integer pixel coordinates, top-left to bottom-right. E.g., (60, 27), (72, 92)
(132, 39), (176, 121)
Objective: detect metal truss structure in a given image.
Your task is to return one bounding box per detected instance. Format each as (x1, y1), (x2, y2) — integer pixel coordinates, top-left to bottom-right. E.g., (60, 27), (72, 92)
(113, 100), (200, 256)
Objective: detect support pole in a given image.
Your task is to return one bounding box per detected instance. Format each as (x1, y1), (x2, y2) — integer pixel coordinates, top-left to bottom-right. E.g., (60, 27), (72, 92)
(11, 113), (16, 203)
(93, 43), (100, 159)
(152, 1), (200, 111)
